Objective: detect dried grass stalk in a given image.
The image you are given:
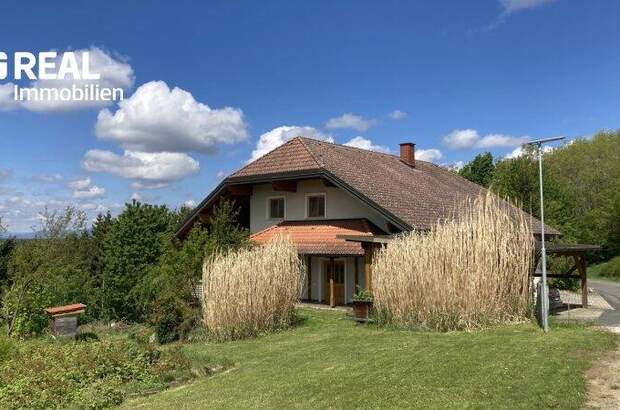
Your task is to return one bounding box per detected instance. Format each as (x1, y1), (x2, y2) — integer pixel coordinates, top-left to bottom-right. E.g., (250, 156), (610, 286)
(373, 193), (533, 331)
(202, 235), (304, 341)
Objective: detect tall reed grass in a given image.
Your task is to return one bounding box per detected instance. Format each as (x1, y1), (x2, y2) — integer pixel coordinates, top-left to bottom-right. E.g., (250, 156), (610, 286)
(373, 193), (533, 331)
(202, 235), (304, 341)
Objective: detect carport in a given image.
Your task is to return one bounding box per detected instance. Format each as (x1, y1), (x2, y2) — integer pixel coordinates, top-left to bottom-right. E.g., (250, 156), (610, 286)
(533, 243), (602, 308)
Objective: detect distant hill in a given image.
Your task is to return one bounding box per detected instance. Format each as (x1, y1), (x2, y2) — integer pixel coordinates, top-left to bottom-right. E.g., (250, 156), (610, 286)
(0, 232), (38, 240)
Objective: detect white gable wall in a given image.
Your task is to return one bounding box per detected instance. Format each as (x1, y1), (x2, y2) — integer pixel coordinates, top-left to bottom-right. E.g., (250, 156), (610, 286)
(249, 178), (390, 234)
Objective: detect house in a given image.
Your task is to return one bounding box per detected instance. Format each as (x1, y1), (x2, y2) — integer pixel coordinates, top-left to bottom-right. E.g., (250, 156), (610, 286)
(176, 137), (559, 307)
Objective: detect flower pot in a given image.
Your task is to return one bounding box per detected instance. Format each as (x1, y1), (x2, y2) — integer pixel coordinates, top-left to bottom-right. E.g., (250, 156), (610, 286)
(352, 300), (373, 322)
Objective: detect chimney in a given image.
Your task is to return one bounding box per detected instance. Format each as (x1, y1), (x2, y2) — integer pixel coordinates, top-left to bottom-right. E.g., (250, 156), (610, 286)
(399, 142), (416, 167)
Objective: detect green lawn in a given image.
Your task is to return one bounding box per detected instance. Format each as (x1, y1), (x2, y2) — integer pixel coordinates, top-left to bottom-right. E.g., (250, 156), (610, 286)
(125, 308), (616, 409)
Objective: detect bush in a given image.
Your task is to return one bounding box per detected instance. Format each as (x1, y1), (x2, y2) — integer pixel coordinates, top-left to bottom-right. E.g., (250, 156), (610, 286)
(372, 193), (533, 331)
(0, 334), (15, 364)
(600, 256), (620, 278)
(0, 337), (194, 409)
(202, 235), (304, 341)
(151, 295), (198, 344)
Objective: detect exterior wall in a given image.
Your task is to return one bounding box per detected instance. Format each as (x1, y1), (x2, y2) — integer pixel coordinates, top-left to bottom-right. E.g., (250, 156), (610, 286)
(249, 178), (390, 234)
(302, 256), (366, 304)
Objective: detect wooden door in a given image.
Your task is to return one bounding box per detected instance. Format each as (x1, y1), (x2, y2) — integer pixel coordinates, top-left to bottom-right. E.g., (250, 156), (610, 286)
(323, 260), (345, 305)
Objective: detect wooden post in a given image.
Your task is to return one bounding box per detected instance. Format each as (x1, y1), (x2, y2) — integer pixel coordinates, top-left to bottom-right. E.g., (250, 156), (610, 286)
(329, 257), (335, 308)
(364, 245), (373, 292)
(307, 256), (312, 301)
(575, 254), (588, 308)
(354, 256), (359, 291)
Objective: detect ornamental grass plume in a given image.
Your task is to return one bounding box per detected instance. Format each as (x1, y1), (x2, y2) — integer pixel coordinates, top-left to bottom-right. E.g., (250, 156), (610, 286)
(372, 193), (533, 331)
(202, 235), (304, 341)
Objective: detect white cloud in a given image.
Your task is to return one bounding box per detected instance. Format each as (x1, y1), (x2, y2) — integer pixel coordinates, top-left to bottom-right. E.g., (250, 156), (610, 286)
(249, 126), (333, 162)
(81, 149), (199, 184)
(499, 0), (556, 15)
(95, 81), (247, 154)
(344, 136), (391, 153)
(476, 133), (530, 148)
(67, 176), (105, 198)
(68, 177), (91, 191)
(80, 203), (107, 212)
(38, 173), (63, 183)
(183, 199), (197, 208)
(73, 185), (105, 199)
(325, 113), (377, 132)
(443, 129), (480, 149)
(130, 192), (142, 201)
(446, 161), (465, 171)
(216, 170), (226, 179)
(130, 181), (169, 190)
(0, 47), (134, 112)
(443, 129), (530, 150)
(416, 148), (443, 163)
(388, 110), (407, 120)
(0, 193), (117, 232)
(0, 83), (21, 111)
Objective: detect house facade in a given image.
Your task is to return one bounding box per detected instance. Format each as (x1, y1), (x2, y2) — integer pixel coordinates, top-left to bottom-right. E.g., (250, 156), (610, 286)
(177, 137), (558, 307)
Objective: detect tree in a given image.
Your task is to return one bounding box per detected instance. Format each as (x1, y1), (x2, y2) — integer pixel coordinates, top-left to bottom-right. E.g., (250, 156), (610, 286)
(0, 216), (14, 286)
(491, 130), (620, 260)
(458, 152), (495, 187)
(101, 201), (173, 322)
(2, 207), (96, 337)
(491, 148), (539, 215)
(144, 198), (249, 342)
(89, 211), (113, 319)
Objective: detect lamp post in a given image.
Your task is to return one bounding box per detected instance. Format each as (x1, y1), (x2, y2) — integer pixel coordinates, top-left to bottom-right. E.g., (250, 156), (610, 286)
(524, 136), (565, 332)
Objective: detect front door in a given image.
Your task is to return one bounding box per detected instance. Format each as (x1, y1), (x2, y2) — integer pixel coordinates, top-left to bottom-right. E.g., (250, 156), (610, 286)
(323, 260), (345, 305)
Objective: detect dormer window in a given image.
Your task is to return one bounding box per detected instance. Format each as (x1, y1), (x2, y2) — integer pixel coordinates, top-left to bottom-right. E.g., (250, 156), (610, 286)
(306, 193), (326, 218)
(268, 197), (285, 219)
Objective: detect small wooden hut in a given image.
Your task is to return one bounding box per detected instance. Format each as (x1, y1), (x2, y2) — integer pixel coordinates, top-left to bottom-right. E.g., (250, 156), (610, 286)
(45, 303), (86, 338)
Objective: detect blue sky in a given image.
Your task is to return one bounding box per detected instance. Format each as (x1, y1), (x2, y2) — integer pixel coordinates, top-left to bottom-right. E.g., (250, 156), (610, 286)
(0, 0), (619, 232)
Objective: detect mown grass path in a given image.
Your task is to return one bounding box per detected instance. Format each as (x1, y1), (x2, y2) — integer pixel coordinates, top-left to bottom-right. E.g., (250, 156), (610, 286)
(126, 308), (615, 409)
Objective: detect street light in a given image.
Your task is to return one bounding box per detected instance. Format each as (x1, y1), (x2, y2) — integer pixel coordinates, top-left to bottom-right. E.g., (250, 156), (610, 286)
(524, 136), (565, 332)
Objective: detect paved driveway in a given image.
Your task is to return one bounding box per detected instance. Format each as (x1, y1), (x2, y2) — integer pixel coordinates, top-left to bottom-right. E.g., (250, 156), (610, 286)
(589, 279), (620, 328)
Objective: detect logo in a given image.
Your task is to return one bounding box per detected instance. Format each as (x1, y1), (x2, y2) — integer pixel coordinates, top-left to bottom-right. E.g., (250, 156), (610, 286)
(0, 51), (124, 103)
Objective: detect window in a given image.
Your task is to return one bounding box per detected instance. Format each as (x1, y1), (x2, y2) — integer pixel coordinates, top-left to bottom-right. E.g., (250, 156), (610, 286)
(268, 197), (285, 219)
(307, 194), (325, 218)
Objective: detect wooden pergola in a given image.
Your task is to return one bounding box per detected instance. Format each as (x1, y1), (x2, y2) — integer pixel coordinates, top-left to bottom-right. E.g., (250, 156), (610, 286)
(532, 243), (601, 308)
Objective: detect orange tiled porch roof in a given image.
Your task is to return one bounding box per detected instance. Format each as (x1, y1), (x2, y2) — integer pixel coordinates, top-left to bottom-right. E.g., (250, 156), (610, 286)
(250, 219), (385, 256)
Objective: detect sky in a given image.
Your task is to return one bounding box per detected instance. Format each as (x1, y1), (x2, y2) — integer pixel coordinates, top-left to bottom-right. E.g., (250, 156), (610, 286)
(0, 0), (619, 232)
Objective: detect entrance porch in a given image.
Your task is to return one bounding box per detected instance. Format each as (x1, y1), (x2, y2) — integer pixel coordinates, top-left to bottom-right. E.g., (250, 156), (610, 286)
(250, 218), (386, 307)
(302, 256), (367, 306)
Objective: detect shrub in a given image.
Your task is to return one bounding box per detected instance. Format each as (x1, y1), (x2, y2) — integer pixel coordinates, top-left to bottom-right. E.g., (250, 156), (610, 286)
(150, 294), (199, 344)
(372, 193), (533, 331)
(600, 255), (620, 278)
(0, 337), (194, 409)
(202, 235), (304, 341)
(352, 287), (373, 302)
(0, 334), (15, 364)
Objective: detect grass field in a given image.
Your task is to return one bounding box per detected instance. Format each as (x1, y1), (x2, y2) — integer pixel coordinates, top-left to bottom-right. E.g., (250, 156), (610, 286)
(589, 262), (620, 282)
(125, 308), (615, 409)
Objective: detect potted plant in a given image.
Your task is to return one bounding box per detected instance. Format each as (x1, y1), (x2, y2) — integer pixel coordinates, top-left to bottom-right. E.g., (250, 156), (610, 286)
(352, 287), (373, 322)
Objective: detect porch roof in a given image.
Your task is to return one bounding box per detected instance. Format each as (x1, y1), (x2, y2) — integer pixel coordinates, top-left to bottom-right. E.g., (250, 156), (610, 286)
(250, 218), (385, 256)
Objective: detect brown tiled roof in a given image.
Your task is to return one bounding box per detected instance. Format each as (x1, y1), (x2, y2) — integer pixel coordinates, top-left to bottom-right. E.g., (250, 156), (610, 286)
(45, 303), (86, 316)
(228, 137), (559, 236)
(250, 219), (385, 255)
(231, 138), (322, 178)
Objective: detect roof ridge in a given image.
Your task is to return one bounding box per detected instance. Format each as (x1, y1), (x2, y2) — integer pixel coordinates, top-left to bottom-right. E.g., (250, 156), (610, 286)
(298, 136), (434, 165)
(295, 136), (324, 168)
